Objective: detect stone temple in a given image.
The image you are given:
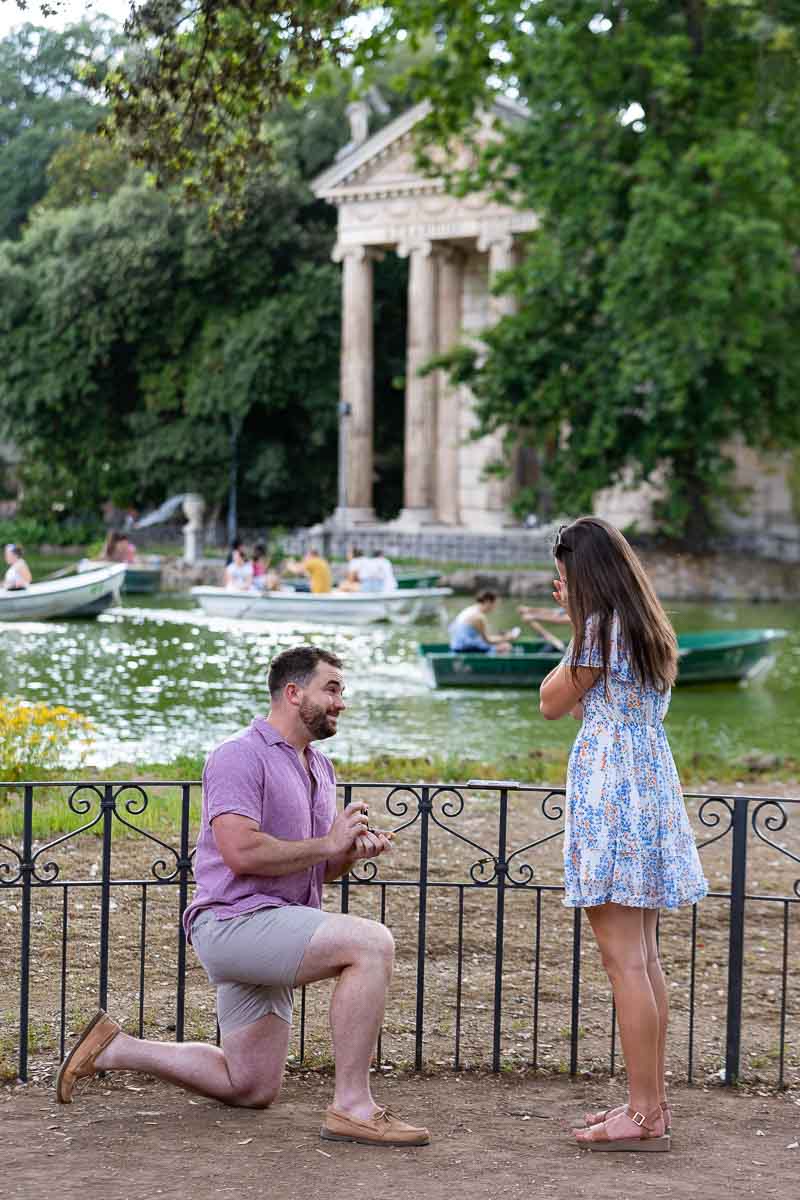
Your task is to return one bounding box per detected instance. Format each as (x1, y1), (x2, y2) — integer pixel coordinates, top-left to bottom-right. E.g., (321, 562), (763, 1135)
(310, 99), (799, 563)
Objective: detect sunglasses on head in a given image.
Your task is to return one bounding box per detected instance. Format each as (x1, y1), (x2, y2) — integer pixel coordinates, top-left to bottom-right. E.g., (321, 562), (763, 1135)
(552, 524), (573, 555)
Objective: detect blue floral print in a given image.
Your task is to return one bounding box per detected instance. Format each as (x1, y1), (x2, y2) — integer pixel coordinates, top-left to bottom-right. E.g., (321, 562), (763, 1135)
(562, 615), (708, 910)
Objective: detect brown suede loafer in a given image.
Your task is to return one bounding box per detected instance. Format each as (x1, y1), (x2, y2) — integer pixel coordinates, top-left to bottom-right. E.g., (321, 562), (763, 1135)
(321, 1105), (430, 1147)
(56, 1009), (121, 1103)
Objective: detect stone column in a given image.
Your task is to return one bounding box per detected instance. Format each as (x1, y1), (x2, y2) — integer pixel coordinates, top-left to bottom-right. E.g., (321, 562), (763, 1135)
(396, 239), (439, 527)
(435, 247), (464, 525)
(332, 243), (379, 525)
(479, 231), (517, 524)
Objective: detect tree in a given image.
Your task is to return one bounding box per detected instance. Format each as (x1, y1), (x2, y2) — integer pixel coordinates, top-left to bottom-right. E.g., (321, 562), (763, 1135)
(0, 17), (124, 239)
(40, 0), (800, 543)
(0, 171), (343, 528)
(368, 1), (800, 544)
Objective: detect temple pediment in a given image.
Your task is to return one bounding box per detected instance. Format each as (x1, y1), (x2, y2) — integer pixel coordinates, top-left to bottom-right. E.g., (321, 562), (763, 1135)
(313, 96), (529, 205)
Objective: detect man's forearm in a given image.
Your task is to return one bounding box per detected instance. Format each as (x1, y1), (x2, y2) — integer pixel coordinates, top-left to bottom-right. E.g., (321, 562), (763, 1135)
(228, 831), (333, 877)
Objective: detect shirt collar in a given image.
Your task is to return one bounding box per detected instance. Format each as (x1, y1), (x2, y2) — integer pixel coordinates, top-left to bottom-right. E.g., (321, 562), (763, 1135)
(251, 717), (323, 764)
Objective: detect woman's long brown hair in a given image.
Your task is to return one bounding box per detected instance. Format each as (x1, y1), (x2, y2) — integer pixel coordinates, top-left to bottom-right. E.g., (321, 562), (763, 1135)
(554, 517), (677, 692)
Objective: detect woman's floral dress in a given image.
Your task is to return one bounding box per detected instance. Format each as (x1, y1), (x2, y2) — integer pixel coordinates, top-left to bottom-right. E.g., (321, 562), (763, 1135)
(562, 615), (708, 910)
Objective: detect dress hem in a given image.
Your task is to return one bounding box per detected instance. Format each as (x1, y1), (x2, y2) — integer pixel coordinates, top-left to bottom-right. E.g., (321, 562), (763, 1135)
(562, 888), (708, 911)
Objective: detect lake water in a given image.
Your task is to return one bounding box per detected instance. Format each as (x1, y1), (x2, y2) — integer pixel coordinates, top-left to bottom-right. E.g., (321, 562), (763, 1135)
(1, 593), (798, 771)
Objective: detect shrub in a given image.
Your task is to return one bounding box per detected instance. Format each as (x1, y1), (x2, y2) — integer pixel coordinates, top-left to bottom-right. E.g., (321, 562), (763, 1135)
(0, 698), (94, 780)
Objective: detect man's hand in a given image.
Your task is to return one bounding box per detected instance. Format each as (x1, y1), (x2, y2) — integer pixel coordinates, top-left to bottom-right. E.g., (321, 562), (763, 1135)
(351, 830), (394, 860)
(325, 802), (370, 857)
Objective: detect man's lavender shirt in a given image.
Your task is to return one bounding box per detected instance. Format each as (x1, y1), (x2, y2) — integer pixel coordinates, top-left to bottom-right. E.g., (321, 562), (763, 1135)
(183, 718), (337, 941)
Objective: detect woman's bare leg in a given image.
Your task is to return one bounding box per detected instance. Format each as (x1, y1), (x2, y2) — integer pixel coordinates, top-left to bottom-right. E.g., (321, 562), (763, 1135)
(643, 908), (669, 1106)
(582, 904), (661, 1117)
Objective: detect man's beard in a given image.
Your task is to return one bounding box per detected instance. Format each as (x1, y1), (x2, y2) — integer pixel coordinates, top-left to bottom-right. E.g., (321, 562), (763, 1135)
(299, 697), (337, 741)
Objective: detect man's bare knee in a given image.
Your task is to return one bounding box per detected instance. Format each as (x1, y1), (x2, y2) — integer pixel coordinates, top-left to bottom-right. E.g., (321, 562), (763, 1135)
(230, 1078), (281, 1109)
(360, 922), (394, 971)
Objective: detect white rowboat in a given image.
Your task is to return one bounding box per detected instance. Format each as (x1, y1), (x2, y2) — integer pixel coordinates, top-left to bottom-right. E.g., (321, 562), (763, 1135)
(191, 585), (453, 626)
(0, 563), (126, 622)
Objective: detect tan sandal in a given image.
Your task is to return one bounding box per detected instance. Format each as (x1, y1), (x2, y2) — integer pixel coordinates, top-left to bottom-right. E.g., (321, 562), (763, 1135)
(585, 1099), (672, 1137)
(575, 1105), (670, 1152)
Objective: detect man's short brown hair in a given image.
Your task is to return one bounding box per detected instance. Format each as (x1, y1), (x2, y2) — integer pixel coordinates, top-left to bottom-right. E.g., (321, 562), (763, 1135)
(476, 590), (497, 604)
(268, 645), (343, 696)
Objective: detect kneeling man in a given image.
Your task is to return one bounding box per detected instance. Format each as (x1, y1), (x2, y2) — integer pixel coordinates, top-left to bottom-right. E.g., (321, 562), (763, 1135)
(56, 644), (429, 1147)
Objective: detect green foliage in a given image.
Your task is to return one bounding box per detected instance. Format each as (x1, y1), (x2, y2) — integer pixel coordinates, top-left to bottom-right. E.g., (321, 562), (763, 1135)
(0, 514), (103, 547)
(0, 169), (343, 525)
(102, 0), (358, 227)
(0, 18), (124, 239)
(38, 130), (139, 212)
(0, 20), (423, 526)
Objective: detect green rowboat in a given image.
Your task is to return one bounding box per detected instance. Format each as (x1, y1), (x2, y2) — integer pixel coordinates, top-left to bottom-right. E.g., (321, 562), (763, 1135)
(419, 629), (788, 689)
(396, 571), (441, 589)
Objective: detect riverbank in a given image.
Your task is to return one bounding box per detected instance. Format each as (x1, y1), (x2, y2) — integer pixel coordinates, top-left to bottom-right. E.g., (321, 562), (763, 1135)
(26, 544), (800, 599)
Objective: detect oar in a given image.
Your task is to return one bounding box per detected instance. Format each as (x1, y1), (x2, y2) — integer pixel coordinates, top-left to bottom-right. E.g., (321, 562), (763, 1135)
(37, 563), (79, 582)
(526, 618), (566, 652)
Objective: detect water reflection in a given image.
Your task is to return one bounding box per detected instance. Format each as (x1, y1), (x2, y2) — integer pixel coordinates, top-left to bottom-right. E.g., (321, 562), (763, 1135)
(1, 593), (797, 769)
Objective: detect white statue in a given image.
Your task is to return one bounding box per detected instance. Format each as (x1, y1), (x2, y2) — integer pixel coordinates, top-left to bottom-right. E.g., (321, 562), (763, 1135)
(182, 493), (205, 565)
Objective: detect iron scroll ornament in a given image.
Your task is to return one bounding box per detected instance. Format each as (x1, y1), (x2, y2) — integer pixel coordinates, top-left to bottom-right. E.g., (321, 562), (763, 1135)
(110, 784), (185, 882)
(504, 789), (566, 887)
(751, 799), (800, 899)
(427, 787), (504, 886)
(696, 796), (735, 851)
(347, 785), (423, 882)
(28, 784), (105, 883)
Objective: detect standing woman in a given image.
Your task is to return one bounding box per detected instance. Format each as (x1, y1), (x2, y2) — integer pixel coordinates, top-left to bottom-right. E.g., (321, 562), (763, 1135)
(539, 517), (707, 1152)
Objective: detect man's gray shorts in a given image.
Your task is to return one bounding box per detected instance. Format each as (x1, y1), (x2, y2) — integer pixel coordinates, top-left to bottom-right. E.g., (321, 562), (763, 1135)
(191, 905), (329, 1036)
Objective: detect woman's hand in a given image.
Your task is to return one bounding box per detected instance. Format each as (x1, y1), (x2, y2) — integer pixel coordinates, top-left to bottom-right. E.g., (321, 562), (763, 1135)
(552, 577), (568, 608)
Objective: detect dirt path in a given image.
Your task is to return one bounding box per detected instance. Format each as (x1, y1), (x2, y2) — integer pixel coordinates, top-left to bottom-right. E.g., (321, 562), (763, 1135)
(4, 1070), (799, 1200)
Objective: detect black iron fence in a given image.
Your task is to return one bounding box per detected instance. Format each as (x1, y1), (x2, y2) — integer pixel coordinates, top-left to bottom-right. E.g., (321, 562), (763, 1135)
(1, 780), (797, 1088)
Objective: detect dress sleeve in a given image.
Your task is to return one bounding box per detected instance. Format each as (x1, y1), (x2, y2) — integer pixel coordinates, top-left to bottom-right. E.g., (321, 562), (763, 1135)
(574, 615), (603, 667)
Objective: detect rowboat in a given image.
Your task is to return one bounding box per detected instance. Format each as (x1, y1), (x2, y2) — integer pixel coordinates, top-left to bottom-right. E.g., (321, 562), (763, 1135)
(79, 558), (162, 593)
(419, 628), (789, 688)
(396, 571), (441, 589)
(0, 563), (126, 622)
(191, 585), (453, 626)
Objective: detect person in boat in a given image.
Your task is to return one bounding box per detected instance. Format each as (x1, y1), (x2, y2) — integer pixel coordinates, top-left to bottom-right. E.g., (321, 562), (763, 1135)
(55, 644), (430, 1149)
(337, 545), (369, 592)
(448, 590), (518, 654)
(225, 538), (244, 567)
(365, 548), (397, 593)
(101, 530), (137, 564)
(251, 543), (268, 590)
(538, 517), (707, 1153)
(224, 545), (254, 591)
(3, 542), (32, 590)
(285, 548), (332, 594)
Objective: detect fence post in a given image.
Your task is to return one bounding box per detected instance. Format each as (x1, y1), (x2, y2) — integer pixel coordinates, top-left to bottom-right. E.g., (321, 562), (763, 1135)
(414, 787), (430, 1072)
(491, 787), (509, 1072)
(98, 784), (114, 1013)
(724, 795), (748, 1084)
(17, 784), (33, 1082)
(175, 783), (193, 1042)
